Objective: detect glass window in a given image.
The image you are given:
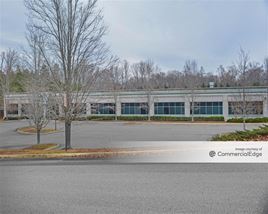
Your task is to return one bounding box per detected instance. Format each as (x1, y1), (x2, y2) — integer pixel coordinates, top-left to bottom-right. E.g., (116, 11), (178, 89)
(121, 103), (148, 115)
(91, 103), (115, 115)
(154, 102), (185, 115)
(207, 106), (212, 114)
(21, 104), (31, 115)
(228, 101), (263, 115)
(7, 104), (18, 115)
(190, 102), (223, 115)
(73, 103), (87, 115)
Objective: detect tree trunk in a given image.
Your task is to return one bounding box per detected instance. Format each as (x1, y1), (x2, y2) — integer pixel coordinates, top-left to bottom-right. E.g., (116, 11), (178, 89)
(243, 117), (246, 131)
(242, 88), (246, 130)
(37, 129), (41, 144)
(114, 94), (117, 121)
(148, 100), (151, 121)
(191, 92), (194, 122)
(115, 101), (117, 121)
(54, 119), (57, 130)
(65, 120), (71, 150)
(148, 101), (151, 121)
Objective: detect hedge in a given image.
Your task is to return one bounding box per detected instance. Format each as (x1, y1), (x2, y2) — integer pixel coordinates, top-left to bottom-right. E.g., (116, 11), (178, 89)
(151, 116), (191, 121)
(193, 116), (224, 121)
(4, 115), (225, 122)
(86, 115), (224, 122)
(87, 115), (115, 121)
(4, 116), (28, 120)
(211, 125), (268, 141)
(117, 116), (148, 121)
(227, 117), (268, 123)
(151, 116), (224, 121)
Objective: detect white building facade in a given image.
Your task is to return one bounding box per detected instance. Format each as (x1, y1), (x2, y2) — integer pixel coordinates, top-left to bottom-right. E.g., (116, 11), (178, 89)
(4, 86), (268, 121)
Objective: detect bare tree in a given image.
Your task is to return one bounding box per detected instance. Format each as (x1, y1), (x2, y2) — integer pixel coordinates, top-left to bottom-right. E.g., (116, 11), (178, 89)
(25, 0), (114, 150)
(109, 64), (121, 120)
(0, 49), (18, 94)
(183, 60), (200, 122)
(0, 52), (6, 107)
(264, 58), (268, 118)
(265, 58), (268, 86)
(143, 60), (157, 121)
(22, 27), (52, 144)
(231, 48), (250, 130)
(130, 60), (156, 120)
(26, 90), (52, 144)
(120, 60), (130, 89)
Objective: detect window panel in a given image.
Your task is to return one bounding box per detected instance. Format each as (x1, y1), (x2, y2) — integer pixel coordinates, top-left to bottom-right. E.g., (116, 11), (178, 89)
(21, 104), (31, 115)
(228, 101), (263, 115)
(7, 104), (18, 115)
(154, 102), (185, 115)
(121, 103), (148, 115)
(91, 103), (115, 115)
(191, 102), (223, 115)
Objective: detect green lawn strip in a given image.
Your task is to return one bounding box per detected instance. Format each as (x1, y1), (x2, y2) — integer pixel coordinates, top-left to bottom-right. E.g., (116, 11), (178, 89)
(212, 125), (268, 141)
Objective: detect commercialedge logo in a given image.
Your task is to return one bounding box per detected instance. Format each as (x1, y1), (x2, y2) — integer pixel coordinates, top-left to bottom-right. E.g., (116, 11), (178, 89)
(209, 150), (262, 158)
(209, 151), (216, 157)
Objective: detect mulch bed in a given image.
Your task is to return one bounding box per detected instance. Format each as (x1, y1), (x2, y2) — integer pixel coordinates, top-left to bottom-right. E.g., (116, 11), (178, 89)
(18, 126), (56, 134)
(252, 135), (268, 141)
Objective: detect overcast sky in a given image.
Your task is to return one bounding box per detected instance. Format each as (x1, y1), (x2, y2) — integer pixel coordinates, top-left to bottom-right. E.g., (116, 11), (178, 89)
(0, 0), (267, 72)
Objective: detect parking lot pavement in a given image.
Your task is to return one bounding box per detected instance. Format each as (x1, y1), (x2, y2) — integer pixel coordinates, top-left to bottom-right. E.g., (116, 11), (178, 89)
(1, 161), (268, 214)
(0, 120), (264, 149)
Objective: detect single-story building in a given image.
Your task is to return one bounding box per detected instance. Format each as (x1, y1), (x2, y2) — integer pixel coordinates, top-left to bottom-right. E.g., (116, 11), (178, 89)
(3, 86), (268, 121)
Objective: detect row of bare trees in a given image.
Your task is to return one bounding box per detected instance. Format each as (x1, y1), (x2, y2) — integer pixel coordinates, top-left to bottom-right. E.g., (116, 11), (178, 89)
(94, 57), (268, 92)
(1, 51), (268, 96)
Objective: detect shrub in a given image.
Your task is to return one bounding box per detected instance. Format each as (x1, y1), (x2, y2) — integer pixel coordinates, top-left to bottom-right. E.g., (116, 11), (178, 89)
(4, 116), (28, 120)
(71, 115), (225, 122)
(87, 115), (115, 121)
(151, 116), (190, 121)
(211, 125), (268, 141)
(227, 117), (268, 123)
(117, 116), (148, 121)
(193, 116), (224, 121)
(151, 116), (224, 121)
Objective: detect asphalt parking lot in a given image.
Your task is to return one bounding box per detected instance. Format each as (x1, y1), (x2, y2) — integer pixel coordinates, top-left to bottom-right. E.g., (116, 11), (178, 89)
(0, 120), (264, 149)
(1, 161), (268, 214)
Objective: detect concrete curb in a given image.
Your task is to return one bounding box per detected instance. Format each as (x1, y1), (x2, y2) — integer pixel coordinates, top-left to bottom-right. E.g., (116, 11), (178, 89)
(122, 121), (268, 125)
(16, 127), (61, 135)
